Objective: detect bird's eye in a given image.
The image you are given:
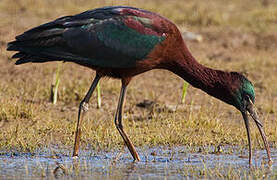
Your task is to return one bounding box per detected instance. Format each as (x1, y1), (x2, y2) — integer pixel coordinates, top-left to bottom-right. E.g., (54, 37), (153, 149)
(241, 94), (251, 110)
(245, 94), (250, 101)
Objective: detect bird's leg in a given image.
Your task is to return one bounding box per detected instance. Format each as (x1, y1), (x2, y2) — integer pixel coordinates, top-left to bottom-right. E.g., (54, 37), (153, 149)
(73, 74), (101, 157)
(114, 84), (140, 161)
(242, 111), (252, 166)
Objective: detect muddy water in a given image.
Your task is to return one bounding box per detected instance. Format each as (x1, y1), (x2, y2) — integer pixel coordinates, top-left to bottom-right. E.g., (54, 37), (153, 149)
(0, 146), (276, 179)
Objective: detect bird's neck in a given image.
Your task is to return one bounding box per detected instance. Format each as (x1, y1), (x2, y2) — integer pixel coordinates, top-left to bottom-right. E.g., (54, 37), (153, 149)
(167, 45), (235, 105)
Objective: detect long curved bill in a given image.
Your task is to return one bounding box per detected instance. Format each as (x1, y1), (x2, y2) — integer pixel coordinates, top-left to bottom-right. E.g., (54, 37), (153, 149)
(242, 111), (252, 165)
(242, 99), (272, 166)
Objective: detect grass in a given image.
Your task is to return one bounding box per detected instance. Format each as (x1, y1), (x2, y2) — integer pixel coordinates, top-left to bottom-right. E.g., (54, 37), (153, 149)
(181, 82), (189, 104)
(0, 0), (276, 173)
(50, 63), (61, 104)
(180, 163), (275, 179)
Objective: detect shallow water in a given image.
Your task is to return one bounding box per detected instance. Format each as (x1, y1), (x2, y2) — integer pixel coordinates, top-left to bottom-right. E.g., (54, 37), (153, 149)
(0, 146), (276, 179)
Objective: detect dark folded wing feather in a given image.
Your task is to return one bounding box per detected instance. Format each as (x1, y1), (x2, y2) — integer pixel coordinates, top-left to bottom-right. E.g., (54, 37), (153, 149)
(7, 6), (166, 68)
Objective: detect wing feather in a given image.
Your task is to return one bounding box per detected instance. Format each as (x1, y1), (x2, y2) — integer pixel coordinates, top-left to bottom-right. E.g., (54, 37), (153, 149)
(7, 6), (166, 68)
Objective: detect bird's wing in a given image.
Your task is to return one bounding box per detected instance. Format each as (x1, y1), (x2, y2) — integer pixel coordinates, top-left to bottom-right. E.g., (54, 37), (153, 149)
(8, 6), (167, 68)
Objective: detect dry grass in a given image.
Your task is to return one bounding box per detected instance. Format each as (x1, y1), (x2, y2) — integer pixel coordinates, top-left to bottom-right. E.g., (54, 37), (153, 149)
(0, 0), (276, 155)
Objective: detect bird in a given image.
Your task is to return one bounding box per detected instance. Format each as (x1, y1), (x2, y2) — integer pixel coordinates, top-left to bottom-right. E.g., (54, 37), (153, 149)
(7, 6), (272, 165)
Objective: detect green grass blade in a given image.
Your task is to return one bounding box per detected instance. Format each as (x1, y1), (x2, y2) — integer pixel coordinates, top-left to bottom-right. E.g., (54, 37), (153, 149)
(181, 82), (189, 104)
(51, 62), (61, 104)
(53, 78), (60, 105)
(97, 82), (101, 108)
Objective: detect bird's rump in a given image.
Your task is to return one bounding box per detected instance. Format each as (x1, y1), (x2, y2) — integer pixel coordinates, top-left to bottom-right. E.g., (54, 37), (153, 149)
(7, 6), (166, 68)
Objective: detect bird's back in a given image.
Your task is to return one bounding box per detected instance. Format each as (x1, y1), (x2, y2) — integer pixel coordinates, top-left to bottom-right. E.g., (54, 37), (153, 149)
(7, 6), (172, 69)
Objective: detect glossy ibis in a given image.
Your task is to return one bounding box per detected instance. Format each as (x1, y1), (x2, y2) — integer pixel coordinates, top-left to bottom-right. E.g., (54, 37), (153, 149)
(7, 6), (272, 165)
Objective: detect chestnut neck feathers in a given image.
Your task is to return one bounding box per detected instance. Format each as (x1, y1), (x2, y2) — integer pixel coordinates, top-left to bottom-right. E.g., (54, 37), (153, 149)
(167, 43), (251, 110)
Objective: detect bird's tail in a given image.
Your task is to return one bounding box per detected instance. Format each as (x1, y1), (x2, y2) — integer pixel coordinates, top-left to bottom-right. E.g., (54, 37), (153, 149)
(7, 22), (72, 65)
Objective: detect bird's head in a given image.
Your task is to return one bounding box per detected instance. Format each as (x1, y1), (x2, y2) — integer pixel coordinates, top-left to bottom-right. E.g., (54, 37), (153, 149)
(211, 72), (256, 113)
(232, 74), (255, 112)
(228, 73), (271, 164)
(230, 73), (261, 126)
